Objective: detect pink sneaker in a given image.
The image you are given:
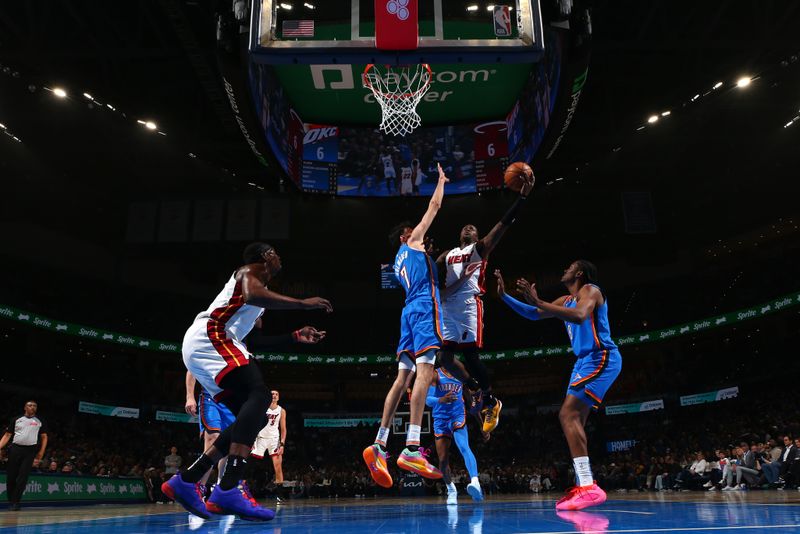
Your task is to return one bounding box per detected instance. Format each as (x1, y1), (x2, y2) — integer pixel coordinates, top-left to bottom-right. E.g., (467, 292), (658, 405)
(555, 483), (607, 511)
(556, 510), (610, 532)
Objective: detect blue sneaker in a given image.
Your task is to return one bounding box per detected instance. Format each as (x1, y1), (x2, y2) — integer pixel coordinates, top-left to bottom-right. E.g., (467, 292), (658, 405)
(161, 474), (211, 519)
(206, 482), (275, 521)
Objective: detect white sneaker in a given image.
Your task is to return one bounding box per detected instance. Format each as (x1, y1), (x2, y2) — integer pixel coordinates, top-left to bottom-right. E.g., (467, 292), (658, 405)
(703, 481), (712, 488)
(722, 485), (734, 491)
(447, 490), (458, 505)
(187, 514), (205, 531)
(467, 481), (484, 502)
(708, 486), (718, 491)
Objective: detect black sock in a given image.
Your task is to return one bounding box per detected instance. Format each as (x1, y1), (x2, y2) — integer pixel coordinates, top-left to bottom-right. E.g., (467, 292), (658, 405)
(182, 454), (215, 483)
(220, 455), (248, 490)
(407, 445), (419, 453)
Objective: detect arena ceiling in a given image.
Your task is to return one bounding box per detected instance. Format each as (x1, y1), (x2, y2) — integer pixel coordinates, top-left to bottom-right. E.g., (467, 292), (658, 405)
(1, 0), (798, 289)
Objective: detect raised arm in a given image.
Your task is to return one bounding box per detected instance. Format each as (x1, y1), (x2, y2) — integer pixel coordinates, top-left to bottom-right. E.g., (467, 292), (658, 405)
(526, 283), (603, 325)
(408, 164), (449, 249)
(476, 176), (534, 258)
(185, 371), (197, 416)
(240, 270), (333, 313)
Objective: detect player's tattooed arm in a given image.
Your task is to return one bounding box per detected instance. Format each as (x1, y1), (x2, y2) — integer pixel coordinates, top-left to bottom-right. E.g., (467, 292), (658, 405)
(241, 272), (333, 312)
(409, 164), (449, 248)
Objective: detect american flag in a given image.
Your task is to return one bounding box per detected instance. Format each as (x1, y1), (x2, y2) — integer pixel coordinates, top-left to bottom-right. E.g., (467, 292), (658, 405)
(282, 20), (314, 37)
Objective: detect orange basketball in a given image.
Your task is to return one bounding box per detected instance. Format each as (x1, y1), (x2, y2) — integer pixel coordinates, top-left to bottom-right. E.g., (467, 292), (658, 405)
(504, 162), (534, 192)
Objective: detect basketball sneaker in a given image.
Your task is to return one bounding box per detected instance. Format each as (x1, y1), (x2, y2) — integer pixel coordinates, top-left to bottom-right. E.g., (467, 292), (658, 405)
(447, 487), (458, 505)
(555, 482), (607, 511)
(161, 474), (211, 519)
(397, 448), (443, 479)
(363, 444), (393, 488)
(467, 479), (484, 501)
(206, 482), (275, 521)
(482, 399), (503, 433)
(556, 510), (610, 532)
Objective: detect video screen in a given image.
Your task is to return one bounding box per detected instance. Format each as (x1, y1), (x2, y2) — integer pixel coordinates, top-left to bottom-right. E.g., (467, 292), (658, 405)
(248, 30), (562, 197)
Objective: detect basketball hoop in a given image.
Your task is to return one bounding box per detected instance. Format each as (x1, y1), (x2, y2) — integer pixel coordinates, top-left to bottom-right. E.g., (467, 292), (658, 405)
(362, 63), (432, 137)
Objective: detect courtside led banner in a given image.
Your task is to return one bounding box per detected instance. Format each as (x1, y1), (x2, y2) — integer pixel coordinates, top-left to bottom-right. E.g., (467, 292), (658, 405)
(78, 401), (140, 419)
(304, 417), (382, 428)
(605, 400), (664, 416)
(0, 474), (146, 503)
(155, 410), (198, 424)
(680, 386), (739, 407)
(2, 291), (798, 365)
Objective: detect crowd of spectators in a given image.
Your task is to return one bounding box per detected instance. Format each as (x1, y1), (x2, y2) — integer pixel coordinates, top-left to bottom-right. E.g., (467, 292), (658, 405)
(4, 392), (800, 503)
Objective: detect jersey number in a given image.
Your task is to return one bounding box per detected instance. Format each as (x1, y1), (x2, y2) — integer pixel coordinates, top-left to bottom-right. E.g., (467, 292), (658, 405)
(399, 266), (410, 289)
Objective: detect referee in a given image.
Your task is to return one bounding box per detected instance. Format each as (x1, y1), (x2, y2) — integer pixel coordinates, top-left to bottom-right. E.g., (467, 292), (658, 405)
(0, 401), (48, 511)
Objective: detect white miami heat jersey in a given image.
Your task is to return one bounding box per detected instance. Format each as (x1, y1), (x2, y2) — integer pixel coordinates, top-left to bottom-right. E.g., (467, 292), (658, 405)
(194, 273), (264, 343)
(259, 405), (283, 439)
(381, 155), (396, 176)
(443, 243), (486, 304)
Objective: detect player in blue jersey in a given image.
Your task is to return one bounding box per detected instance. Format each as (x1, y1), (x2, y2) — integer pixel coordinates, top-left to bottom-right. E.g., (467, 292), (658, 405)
(495, 261), (621, 511)
(363, 164), (449, 488)
(426, 368), (484, 504)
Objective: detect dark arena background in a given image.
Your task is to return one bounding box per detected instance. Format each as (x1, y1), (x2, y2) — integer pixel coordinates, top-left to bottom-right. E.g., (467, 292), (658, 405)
(1, 1), (799, 532)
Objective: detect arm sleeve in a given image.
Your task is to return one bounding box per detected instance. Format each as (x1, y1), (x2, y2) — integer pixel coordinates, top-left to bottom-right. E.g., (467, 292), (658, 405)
(425, 386), (438, 408)
(501, 293), (543, 320)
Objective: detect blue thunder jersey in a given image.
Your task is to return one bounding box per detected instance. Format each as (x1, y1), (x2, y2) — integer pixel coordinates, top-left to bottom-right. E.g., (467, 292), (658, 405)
(563, 284), (618, 358)
(394, 243), (440, 305)
(427, 369), (465, 420)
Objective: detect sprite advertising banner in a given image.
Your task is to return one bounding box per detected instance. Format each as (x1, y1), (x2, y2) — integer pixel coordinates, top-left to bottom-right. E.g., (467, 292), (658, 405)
(605, 399), (665, 416)
(155, 411), (198, 424)
(304, 417), (382, 428)
(680, 386), (739, 407)
(0, 474), (146, 503)
(78, 402), (140, 419)
(1, 291), (798, 365)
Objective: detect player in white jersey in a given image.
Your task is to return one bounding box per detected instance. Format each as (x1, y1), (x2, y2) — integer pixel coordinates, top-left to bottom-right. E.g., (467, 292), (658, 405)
(163, 242), (331, 522)
(251, 390), (287, 487)
(400, 165), (414, 196)
(436, 175), (534, 433)
(380, 150), (397, 194)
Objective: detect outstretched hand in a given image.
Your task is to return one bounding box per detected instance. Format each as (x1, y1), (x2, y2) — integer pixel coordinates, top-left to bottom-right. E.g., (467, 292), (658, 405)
(437, 163), (450, 183)
(516, 278), (540, 305)
(296, 326), (326, 344)
(303, 297), (333, 313)
(494, 269), (506, 296)
(520, 170), (535, 197)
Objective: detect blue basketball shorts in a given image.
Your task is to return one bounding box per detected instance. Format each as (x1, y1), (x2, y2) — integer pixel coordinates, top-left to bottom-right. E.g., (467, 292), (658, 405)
(397, 298), (444, 369)
(198, 389), (236, 435)
(566, 348), (622, 410)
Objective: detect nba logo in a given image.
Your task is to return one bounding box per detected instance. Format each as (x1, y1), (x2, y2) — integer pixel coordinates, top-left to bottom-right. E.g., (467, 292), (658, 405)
(493, 5), (512, 37)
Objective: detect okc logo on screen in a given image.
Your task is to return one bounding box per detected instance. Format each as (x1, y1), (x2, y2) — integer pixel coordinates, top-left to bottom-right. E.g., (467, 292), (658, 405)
(386, 0), (410, 20)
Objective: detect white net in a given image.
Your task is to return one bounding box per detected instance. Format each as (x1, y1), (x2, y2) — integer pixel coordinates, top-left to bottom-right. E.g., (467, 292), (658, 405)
(362, 64), (432, 137)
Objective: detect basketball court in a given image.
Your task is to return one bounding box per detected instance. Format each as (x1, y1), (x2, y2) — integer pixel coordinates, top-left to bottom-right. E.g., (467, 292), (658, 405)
(3, 494), (800, 533)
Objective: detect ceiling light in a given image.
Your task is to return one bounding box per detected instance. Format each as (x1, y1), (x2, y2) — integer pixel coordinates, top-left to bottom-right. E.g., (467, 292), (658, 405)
(83, 92), (93, 99)
(785, 121), (795, 128)
(661, 111), (671, 116)
(467, 5), (479, 12)
(0, 123), (5, 130)
(279, 3), (292, 9)
(144, 121), (157, 130)
(106, 104), (115, 110)
(647, 115), (659, 123)
(736, 77), (751, 88)
(713, 82), (723, 89)
(53, 87), (67, 98)
(691, 94), (700, 101)
(303, 2), (315, 8)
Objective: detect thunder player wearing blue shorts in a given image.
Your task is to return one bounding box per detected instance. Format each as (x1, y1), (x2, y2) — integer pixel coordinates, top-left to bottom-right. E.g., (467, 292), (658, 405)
(496, 261), (621, 511)
(426, 368), (484, 504)
(363, 164), (449, 489)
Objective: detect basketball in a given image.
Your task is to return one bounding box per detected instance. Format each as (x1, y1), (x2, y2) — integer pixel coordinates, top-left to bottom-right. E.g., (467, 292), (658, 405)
(504, 162), (534, 192)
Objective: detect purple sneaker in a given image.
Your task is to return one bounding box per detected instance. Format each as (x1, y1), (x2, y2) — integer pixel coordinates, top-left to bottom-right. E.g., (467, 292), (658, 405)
(206, 482), (276, 521)
(161, 474), (211, 519)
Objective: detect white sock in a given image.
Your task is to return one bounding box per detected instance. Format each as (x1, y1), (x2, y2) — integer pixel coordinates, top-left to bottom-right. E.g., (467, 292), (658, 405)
(471, 476), (480, 486)
(375, 426), (390, 447)
(573, 456), (594, 487)
(406, 424), (421, 446)
(447, 482), (457, 493)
